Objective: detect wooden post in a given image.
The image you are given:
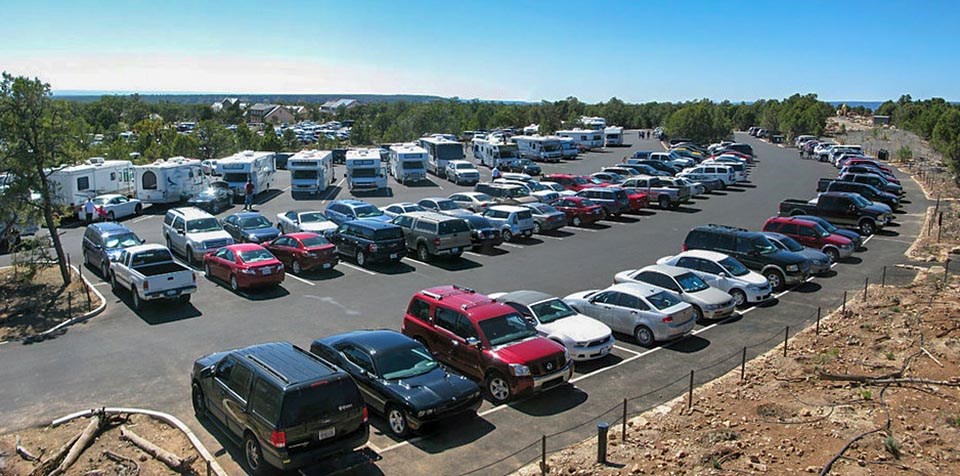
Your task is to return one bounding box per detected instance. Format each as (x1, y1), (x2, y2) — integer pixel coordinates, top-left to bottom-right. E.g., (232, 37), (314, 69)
(740, 347), (747, 381)
(816, 307), (821, 335)
(842, 291), (847, 314)
(540, 434), (547, 475)
(621, 399), (628, 443)
(597, 422), (609, 464)
(881, 266), (886, 287)
(783, 326), (789, 357)
(687, 370), (694, 410)
(938, 212), (944, 243)
(863, 277), (869, 300)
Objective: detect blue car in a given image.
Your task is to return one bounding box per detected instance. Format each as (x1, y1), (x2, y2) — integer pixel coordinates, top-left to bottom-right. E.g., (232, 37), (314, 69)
(221, 212), (281, 244)
(324, 199), (392, 225)
(82, 222), (144, 277)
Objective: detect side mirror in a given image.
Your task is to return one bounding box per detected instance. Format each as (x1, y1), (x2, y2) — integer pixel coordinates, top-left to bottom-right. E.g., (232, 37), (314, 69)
(176, 229), (185, 235)
(465, 337), (482, 350)
(718, 272), (728, 278)
(199, 365), (215, 379)
(139, 239), (146, 244)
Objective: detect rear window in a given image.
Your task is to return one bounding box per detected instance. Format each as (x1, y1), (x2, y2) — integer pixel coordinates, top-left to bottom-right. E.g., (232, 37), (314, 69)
(374, 227), (404, 240)
(438, 220), (468, 235)
(279, 377), (362, 427)
(130, 248), (172, 267)
(516, 210), (533, 220)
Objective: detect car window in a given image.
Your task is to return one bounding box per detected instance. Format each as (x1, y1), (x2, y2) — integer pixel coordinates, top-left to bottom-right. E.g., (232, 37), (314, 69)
(718, 257), (750, 276)
(592, 291), (619, 305)
(284, 211), (297, 220)
(454, 315), (478, 340)
(409, 298), (431, 321)
(735, 237), (753, 254)
(698, 258), (725, 275)
(341, 346), (376, 375)
(224, 361), (252, 398)
(799, 225), (817, 237)
(414, 220), (437, 233)
(435, 307), (460, 333)
(615, 293), (642, 309)
(272, 237), (292, 247)
(250, 378), (282, 422)
(394, 215), (414, 228)
(438, 219), (468, 235)
(214, 248), (229, 259)
(647, 291), (682, 310)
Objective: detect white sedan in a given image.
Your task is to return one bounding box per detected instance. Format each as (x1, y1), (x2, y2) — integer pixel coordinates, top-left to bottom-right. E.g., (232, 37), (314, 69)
(78, 194), (143, 221)
(275, 209), (338, 235)
(657, 250), (772, 307)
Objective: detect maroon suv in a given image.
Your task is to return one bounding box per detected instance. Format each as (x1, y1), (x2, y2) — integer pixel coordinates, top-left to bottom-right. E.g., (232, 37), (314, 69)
(401, 285), (573, 404)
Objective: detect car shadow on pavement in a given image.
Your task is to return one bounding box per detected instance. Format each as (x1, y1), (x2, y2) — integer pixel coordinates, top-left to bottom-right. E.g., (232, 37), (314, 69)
(400, 415), (497, 454)
(606, 215), (641, 224)
(368, 261), (416, 275)
(510, 384), (588, 417)
(292, 187), (341, 202)
(421, 257), (484, 272)
(404, 178), (445, 188)
(665, 335), (710, 353)
(542, 229), (576, 238)
(473, 246), (509, 256)
(513, 237), (545, 246)
(133, 302), (203, 325)
(792, 282), (822, 294)
(708, 191), (728, 196)
(814, 269), (839, 278)
(253, 189), (285, 205)
(667, 205), (702, 214)
(572, 353), (625, 374)
(350, 188), (395, 199)
(300, 269), (347, 281)
(234, 285), (291, 301)
(629, 210), (657, 217)
(840, 256), (863, 265)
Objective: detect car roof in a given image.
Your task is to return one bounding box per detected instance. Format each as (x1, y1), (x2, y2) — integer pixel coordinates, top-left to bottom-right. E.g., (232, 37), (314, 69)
(289, 209), (324, 214)
(89, 222), (132, 234)
(607, 282), (664, 298)
(171, 207), (215, 219)
(317, 330), (416, 356)
(330, 199), (368, 207)
(421, 197), (453, 202)
(232, 342), (339, 388)
(285, 232), (323, 240)
(489, 205), (526, 212)
(638, 264), (693, 278)
(770, 216), (817, 227)
(678, 249), (731, 262)
(494, 290), (554, 306)
(232, 211), (267, 219)
(226, 243), (268, 252)
(403, 211), (456, 221)
(418, 285), (514, 321)
(344, 219), (396, 229)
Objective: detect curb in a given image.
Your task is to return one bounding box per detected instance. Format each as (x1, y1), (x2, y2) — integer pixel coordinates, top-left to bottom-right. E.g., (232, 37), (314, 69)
(51, 407), (228, 476)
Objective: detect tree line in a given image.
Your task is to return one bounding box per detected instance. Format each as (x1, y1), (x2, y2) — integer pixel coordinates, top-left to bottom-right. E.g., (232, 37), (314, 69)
(874, 96), (960, 174)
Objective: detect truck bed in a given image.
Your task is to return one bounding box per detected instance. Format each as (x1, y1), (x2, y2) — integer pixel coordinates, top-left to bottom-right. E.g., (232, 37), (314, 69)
(135, 262), (191, 276)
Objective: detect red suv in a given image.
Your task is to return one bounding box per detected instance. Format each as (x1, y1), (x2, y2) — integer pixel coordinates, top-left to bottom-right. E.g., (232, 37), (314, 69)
(553, 196), (604, 226)
(401, 285), (573, 404)
(761, 216), (855, 263)
(542, 174), (603, 192)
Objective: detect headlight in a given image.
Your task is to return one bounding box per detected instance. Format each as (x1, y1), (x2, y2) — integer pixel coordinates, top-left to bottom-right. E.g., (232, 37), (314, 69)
(786, 264), (799, 272)
(240, 268), (257, 274)
(704, 303), (722, 310)
(562, 348), (570, 362)
(416, 408), (435, 418)
(193, 241), (205, 250)
(509, 363), (531, 377)
(247, 234), (259, 242)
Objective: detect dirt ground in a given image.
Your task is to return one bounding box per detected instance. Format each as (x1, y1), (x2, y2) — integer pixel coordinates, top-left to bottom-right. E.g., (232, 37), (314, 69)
(907, 201), (960, 263)
(0, 265), (100, 342)
(0, 413), (206, 476)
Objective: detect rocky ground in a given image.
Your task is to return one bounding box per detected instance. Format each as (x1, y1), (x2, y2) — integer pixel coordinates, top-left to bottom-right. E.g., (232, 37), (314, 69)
(0, 265), (100, 342)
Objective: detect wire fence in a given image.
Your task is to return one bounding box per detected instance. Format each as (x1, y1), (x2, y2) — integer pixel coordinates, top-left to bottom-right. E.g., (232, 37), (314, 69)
(453, 260), (949, 476)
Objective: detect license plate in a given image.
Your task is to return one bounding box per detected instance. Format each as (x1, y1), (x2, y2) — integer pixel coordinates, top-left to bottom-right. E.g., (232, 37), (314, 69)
(261, 268), (271, 275)
(390, 253), (398, 259)
(165, 290), (178, 296)
(322, 263), (331, 269)
(318, 427), (335, 440)
(451, 248), (459, 254)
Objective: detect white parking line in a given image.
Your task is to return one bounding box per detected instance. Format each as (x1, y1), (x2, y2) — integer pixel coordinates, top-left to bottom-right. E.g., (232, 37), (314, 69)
(286, 274), (315, 286)
(464, 251), (484, 257)
(613, 344), (641, 356)
(402, 257), (425, 265)
(574, 227), (599, 233)
(501, 243), (524, 249)
(131, 215), (154, 224)
(281, 185), (292, 192)
(340, 262), (376, 276)
(92, 282), (110, 287)
(539, 235), (564, 241)
(364, 441), (384, 453)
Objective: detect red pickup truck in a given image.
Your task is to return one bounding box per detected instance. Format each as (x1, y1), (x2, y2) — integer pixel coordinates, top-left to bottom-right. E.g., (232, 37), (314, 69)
(401, 285), (573, 404)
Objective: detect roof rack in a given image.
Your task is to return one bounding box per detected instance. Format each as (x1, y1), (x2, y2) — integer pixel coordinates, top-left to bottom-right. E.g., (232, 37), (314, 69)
(421, 285), (475, 301)
(246, 354), (290, 384)
(461, 298), (495, 311)
(705, 223), (748, 233)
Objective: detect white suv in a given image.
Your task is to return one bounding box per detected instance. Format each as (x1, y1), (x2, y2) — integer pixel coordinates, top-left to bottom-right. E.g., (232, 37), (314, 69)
(481, 205), (535, 242)
(163, 207), (234, 265)
(444, 160), (480, 185)
(679, 164), (737, 187)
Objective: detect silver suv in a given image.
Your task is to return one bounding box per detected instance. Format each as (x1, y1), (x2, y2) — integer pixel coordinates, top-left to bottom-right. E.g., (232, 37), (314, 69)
(163, 207), (234, 265)
(481, 205), (535, 242)
(391, 211), (472, 261)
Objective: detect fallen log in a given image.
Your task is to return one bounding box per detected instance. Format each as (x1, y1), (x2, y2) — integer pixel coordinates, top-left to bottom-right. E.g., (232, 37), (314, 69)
(15, 436), (40, 462)
(818, 370), (902, 382)
(818, 371), (960, 387)
(49, 413), (104, 476)
(119, 425), (196, 473)
(29, 432), (82, 476)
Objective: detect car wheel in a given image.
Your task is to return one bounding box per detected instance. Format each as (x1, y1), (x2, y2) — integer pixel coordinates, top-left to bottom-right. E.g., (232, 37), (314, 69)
(730, 288), (747, 308)
(191, 383), (207, 418)
(658, 196), (671, 209)
(387, 405), (410, 438)
(633, 325), (655, 347)
(824, 247), (840, 263)
(501, 229), (513, 242)
(534, 222), (542, 234)
(691, 305), (704, 322)
(571, 216), (582, 227)
(212, 202), (220, 214)
(766, 270), (785, 291)
(859, 220), (876, 236)
(230, 274), (239, 292)
(185, 247), (194, 266)
(165, 236), (172, 251)
(356, 250), (367, 267)
(599, 209), (608, 220)
(83, 250), (91, 266)
(100, 260), (110, 279)
(178, 294), (191, 304)
(134, 204), (142, 216)
(417, 244), (430, 262)
(485, 372), (512, 404)
(292, 259), (303, 275)
(131, 289), (142, 311)
(243, 433), (268, 476)
(204, 263), (212, 279)
(108, 211), (116, 221)
(110, 272), (120, 293)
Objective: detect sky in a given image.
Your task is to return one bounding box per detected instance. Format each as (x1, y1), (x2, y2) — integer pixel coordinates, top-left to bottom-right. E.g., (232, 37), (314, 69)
(2, 0), (959, 103)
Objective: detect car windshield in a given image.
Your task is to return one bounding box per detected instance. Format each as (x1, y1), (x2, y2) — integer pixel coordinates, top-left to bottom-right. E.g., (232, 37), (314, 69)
(579, 198), (597, 207)
(472, 193), (492, 201)
(103, 232), (141, 250)
(647, 291), (682, 310)
(455, 163), (473, 169)
(813, 223), (831, 238)
(573, 177), (588, 185)
(196, 189), (218, 198)
(239, 249), (274, 263)
(299, 212), (328, 223)
(241, 216), (273, 229)
(354, 205), (383, 218)
(530, 298), (577, 324)
(186, 218), (221, 233)
(377, 345), (439, 380)
(803, 216), (837, 232)
(526, 181), (546, 191)
(436, 200), (459, 211)
(301, 236), (330, 247)
(754, 237), (779, 255)
(719, 257), (750, 276)
(587, 177), (605, 185)
(851, 194), (872, 207)
(478, 313), (538, 347)
(676, 272), (709, 292)
(465, 215), (493, 229)
(777, 236), (805, 252)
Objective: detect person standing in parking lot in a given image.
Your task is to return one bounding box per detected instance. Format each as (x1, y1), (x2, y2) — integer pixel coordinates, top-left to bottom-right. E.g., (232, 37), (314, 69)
(83, 197), (96, 223)
(492, 165), (501, 180)
(244, 178), (254, 210)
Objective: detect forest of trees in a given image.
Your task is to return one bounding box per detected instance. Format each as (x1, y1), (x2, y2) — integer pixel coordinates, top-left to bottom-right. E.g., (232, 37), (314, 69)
(874, 96), (960, 173)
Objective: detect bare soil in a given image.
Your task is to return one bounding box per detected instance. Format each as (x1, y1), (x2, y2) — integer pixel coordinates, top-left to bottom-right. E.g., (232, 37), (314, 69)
(0, 266), (100, 342)
(0, 413), (205, 476)
(908, 201), (960, 263)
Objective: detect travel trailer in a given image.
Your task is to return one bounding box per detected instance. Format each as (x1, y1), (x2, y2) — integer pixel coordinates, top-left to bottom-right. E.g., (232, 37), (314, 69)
(47, 158), (135, 208)
(556, 129), (604, 149)
(472, 137), (521, 168)
(215, 150), (276, 198)
(134, 157), (204, 204)
(345, 148), (388, 192)
(388, 143), (428, 184)
(287, 150), (335, 195)
(418, 136), (465, 175)
(604, 126), (624, 147)
(512, 135), (562, 163)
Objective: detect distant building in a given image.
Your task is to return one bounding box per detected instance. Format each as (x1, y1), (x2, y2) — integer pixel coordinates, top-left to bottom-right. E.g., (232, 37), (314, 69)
(320, 98), (359, 114)
(210, 97), (239, 112)
(245, 103), (295, 125)
(873, 115), (891, 126)
(285, 105), (307, 117)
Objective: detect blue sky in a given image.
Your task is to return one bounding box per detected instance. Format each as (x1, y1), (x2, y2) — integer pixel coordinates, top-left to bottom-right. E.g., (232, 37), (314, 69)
(3, 0), (958, 102)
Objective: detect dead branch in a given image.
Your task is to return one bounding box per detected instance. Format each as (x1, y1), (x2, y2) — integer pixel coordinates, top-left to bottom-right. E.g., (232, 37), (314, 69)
(103, 449), (140, 475)
(29, 432), (81, 476)
(15, 435), (40, 462)
(49, 413), (106, 476)
(120, 425), (196, 473)
(936, 324), (960, 338)
(820, 385), (895, 475)
(818, 370), (902, 382)
(920, 347), (943, 367)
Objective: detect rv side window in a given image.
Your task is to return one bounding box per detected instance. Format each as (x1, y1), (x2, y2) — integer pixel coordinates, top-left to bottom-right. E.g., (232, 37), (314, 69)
(110, 172), (116, 181)
(77, 177), (90, 191)
(141, 171), (158, 190)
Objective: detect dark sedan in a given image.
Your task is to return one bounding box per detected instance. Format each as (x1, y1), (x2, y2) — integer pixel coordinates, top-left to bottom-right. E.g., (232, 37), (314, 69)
(462, 214), (503, 250)
(187, 186), (234, 214)
(505, 158), (541, 176)
(222, 212), (281, 244)
(310, 330), (482, 438)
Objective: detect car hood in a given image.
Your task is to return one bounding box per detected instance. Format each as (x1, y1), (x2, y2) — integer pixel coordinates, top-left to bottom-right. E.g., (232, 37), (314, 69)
(188, 196), (216, 203)
(795, 247), (830, 264)
(492, 336), (565, 364)
(729, 271), (768, 287)
(244, 227), (281, 239)
(539, 314), (611, 342)
(763, 249), (808, 265)
(390, 367), (479, 407)
(191, 230), (232, 242)
(563, 290), (596, 307)
(863, 203), (890, 215)
(300, 221), (338, 233)
(688, 285), (734, 305)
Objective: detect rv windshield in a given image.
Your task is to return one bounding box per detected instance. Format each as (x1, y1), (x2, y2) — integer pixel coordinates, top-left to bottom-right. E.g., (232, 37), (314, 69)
(402, 161), (425, 170)
(241, 216), (273, 230)
(543, 142), (561, 152)
(496, 147), (519, 159)
(223, 173), (248, 183)
(186, 218), (221, 233)
(291, 170), (318, 180)
(350, 168), (379, 178)
(437, 144), (465, 161)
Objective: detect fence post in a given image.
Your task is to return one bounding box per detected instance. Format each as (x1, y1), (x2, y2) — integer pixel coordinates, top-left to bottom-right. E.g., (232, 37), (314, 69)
(68, 292), (73, 317)
(206, 460), (211, 476)
(816, 307), (821, 335)
(842, 290), (847, 314)
(881, 266), (886, 287)
(945, 259), (951, 283)
(597, 422), (609, 464)
(687, 370), (694, 410)
(863, 277), (869, 300)
(938, 212), (944, 243)
(740, 347), (747, 381)
(621, 398), (628, 443)
(540, 434), (547, 475)
(783, 326), (789, 357)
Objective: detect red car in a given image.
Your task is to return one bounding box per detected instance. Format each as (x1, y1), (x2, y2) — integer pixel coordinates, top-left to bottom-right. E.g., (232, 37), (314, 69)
(761, 216), (855, 263)
(401, 285), (573, 404)
(203, 243), (285, 291)
(624, 189), (649, 211)
(712, 151), (753, 164)
(542, 174), (604, 192)
(265, 232), (338, 275)
(553, 196), (604, 226)
(843, 158), (892, 174)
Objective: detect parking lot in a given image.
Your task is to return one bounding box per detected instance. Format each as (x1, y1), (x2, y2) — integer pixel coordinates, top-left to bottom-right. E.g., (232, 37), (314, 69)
(0, 132), (929, 475)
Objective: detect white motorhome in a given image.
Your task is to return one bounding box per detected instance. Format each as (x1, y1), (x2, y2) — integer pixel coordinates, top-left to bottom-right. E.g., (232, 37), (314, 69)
(388, 143), (428, 184)
(580, 116), (607, 130)
(556, 129), (604, 150)
(287, 150), (334, 195)
(215, 150), (276, 197)
(472, 137), (521, 168)
(512, 135), (562, 163)
(559, 137), (579, 158)
(47, 158), (135, 208)
(345, 148), (387, 192)
(523, 124), (540, 135)
(134, 157), (204, 204)
(418, 136), (465, 175)
(604, 126), (624, 147)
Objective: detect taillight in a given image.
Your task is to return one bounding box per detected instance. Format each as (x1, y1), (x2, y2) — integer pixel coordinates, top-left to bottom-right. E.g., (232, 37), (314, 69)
(433, 237), (441, 246)
(369, 243), (379, 252)
(270, 430), (286, 448)
(682, 243), (688, 251)
(143, 281), (149, 291)
(661, 315), (673, 323)
(362, 406), (369, 423)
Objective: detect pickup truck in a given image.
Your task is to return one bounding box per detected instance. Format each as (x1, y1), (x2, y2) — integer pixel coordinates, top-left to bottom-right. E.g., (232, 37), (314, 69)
(622, 176), (690, 209)
(110, 244), (197, 310)
(837, 173), (903, 196)
(778, 192), (891, 236)
(816, 179), (901, 209)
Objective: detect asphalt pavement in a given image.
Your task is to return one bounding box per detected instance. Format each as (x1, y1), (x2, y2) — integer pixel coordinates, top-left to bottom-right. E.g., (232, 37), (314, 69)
(0, 131), (929, 476)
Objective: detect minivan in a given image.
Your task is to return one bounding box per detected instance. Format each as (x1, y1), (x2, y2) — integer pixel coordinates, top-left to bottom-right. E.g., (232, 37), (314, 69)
(576, 187), (631, 217)
(82, 222), (144, 277)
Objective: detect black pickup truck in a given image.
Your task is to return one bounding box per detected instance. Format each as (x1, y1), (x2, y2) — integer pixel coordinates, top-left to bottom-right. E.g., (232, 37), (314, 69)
(779, 192), (891, 235)
(837, 173), (903, 196)
(816, 179), (900, 209)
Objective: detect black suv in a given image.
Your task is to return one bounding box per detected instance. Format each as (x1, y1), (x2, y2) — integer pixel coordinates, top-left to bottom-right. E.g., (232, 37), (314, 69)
(683, 224), (810, 291)
(328, 219), (406, 267)
(191, 342), (369, 475)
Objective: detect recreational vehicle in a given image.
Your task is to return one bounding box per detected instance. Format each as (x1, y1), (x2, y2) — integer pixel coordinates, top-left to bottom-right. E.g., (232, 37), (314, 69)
(287, 150), (334, 195)
(512, 135), (562, 163)
(556, 129), (604, 150)
(215, 150), (276, 199)
(559, 137), (579, 158)
(523, 124), (540, 135)
(604, 126), (624, 147)
(418, 136), (465, 175)
(47, 158), (135, 208)
(581, 116), (607, 130)
(345, 149), (388, 192)
(472, 137), (521, 168)
(388, 143), (428, 184)
(134, 157), (204, 204)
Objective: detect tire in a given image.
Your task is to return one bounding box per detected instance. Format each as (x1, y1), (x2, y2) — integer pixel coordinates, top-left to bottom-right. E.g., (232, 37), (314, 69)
(730, 288), (747, 308)
(534, 222), (542, 234)
(356, 250), (367, 267)
(633, 325), (655, 347)
(501, 229), (513, 242)
(185, 247), (194, 266)
(243, 433), (269, 476)
(192, 382), (207, 418)
(204, 263), (212, 279)
(292, 259), (303, 275)
(599, 209), (608, 220)
(131, 288), (142, 311)
(485, 372), (512, 404)
(134, 204), (142, 216)
(108, 211), (116, 221)
(691, 305), (704, 322)
(417, 243), (430, 262)
(230, 274), (239, 292)
(765, 270), (785, 291)
(386, 405), (410, 438)
(111, 272), (120, 293)
(211, 202), (220, 214)
(824, 247), (840, 263)
(178, 294), (191, 304)
(658, 196), (670, 209)
(571, 216), (582, 227)
(859, 220), (876, 236)
(100, 260), (110, 279)
(165, 236), (172, 251)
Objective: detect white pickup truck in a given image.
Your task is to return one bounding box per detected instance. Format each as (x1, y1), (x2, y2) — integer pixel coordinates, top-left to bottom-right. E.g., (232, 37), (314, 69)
(110, 244), (197, 310)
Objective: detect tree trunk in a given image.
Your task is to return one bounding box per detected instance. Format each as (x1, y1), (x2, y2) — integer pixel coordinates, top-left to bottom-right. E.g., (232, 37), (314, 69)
(35, 168), (70, 285)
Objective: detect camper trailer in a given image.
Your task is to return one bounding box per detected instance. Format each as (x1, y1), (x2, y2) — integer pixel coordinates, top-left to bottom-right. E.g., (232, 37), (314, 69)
(604, 126), (624, 147)
(580, 116), (607, 130)
(512, 135), (562, 163)
(345, 149), (388, 192)
(388, 143), (428, 184)
(559, 137), (579, 158)
(472, 137), (521, 168)
(556, 129), (604, 150)
(418, 136), (465, 175)
(215, 150), (276, 199)
(287, 150), (334, 195)
(134, 157), (204, 204)
(47, 158), (135, 208)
